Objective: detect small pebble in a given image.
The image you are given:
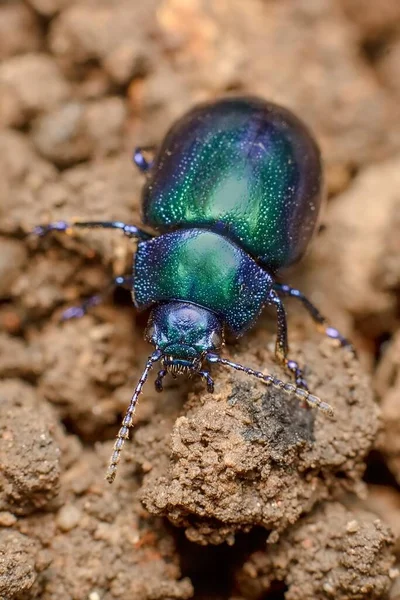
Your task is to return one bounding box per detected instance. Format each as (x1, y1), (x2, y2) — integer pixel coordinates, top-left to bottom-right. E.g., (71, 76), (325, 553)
(35, 549), (53, 572)
(0, 511), (17, 526)
(56, 504), (82, 531)
(322, 581), (335, 594)
(267, 530), (279, 544)
(141, 461), (153, 473)
(346, 519), (359, 533)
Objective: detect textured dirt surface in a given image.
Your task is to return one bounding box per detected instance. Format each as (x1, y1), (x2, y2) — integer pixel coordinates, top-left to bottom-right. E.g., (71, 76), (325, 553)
(1, 1), (400, 599)
(235, 502), (396, 600)
(0, 436), (194, 600)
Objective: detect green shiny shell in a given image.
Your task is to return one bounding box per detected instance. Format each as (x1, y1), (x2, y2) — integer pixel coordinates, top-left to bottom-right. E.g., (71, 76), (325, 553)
(133, 229), (273, 334)
(142, 97), (323, 272)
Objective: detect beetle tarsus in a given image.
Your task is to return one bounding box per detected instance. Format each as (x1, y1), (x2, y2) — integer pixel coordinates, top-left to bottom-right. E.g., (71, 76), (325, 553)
(32, 221), (71, 236)
(285, 359), (309, 390)
(60, 276), (134, 322)
(155, 369), (167, 392)
(133, 147), (155, 173)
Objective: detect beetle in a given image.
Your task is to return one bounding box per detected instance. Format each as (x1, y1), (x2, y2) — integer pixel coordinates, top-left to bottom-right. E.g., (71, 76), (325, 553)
(34, 96), (353, 482)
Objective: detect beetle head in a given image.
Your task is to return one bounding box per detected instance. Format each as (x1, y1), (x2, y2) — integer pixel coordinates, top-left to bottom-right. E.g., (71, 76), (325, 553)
(145, 301), (224, 377)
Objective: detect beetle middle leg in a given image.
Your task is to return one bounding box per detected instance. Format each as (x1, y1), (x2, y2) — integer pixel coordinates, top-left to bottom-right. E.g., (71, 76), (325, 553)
(61, 276), (134, 321)
(273, 283), (355, 355)
(268, 290), (308, 389)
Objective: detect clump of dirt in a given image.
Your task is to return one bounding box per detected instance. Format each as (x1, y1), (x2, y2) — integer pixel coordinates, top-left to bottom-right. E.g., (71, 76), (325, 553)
(0, 380), (61, 515)
(137, 339), (376, 544)
(1, 1), (400, 599)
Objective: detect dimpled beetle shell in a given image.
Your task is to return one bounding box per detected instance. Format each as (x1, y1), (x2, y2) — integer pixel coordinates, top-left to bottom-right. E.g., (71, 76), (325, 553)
(142, 96), (324, 272)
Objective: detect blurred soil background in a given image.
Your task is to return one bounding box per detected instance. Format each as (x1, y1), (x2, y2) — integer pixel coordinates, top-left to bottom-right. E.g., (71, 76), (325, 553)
(1, 0), (400, 598)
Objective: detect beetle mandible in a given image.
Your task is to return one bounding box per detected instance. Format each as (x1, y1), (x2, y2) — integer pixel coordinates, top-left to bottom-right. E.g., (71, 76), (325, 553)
(34, 97), (353, 482)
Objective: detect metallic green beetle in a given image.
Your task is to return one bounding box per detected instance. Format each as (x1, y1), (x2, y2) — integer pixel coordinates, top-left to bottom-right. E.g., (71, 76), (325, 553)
(34, 97), (353, 482)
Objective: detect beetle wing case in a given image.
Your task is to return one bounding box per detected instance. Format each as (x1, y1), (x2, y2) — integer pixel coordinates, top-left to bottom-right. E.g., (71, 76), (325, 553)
(142, 96), (323, 272)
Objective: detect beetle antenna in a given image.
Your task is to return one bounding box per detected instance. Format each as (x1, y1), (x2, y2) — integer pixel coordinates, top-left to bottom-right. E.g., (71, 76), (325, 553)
(106, 349), (162, 483)
(206, 353), (334, 417)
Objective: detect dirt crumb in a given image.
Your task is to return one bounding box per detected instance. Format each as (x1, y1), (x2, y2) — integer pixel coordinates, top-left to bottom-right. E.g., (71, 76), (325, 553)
(0, 238), (27, 299)
(362, 485), (400, 557)
(31, 97), (127, 166)
(340, 0), (400, 37)
(49, 2), (157, 84)
(0, 53), (71, 128)
(0, 3), (41, 61)
(0, 380), (62, 515)
(0, 529), (41, 599)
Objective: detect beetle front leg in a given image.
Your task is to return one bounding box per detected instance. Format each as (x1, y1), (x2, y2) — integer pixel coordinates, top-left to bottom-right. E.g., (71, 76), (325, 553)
(269, 291), (308, 389)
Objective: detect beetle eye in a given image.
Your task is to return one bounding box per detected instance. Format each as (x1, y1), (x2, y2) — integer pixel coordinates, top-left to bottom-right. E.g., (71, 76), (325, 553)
(210, 331), (222, 348)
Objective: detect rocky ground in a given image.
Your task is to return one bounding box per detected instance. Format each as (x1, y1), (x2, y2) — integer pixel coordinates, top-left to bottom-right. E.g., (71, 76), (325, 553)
(1, 1), (400, 599)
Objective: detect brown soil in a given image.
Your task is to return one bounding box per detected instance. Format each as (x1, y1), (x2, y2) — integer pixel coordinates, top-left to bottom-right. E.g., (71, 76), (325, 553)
(1, 1), (400, 599)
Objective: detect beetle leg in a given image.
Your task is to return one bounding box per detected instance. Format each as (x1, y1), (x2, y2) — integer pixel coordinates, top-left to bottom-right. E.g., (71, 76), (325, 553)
(198, 370), (214, 393)
(61, 276), (134, 321)
(133, 147), (155, 173)
(273, 283), (356, 355)
(32, 220), (153, 241)
(268, 290), (309, 389)
(155, 369), (168, 392)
